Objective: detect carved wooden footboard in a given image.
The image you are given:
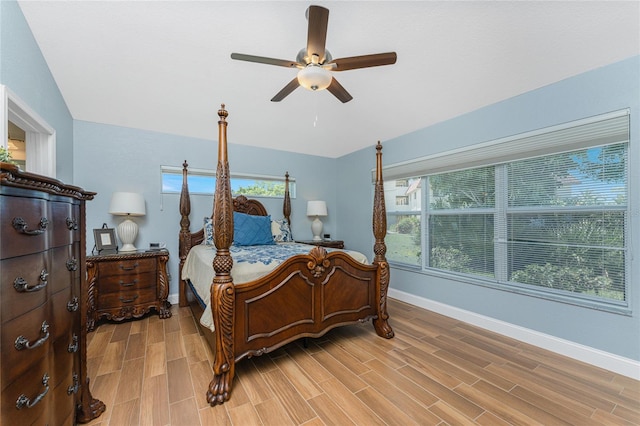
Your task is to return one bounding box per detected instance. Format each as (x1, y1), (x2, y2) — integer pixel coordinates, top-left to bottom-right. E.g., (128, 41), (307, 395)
(178, 105), (392, 406)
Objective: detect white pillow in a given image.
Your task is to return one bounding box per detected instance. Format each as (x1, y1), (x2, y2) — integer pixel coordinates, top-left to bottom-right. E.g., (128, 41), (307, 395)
(271, 219), (293, 242)
(203, 217), (214, 245)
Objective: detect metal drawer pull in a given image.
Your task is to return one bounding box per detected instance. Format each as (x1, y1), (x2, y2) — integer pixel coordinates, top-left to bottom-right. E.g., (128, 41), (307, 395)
(120, 279), (138, 287)
(12, 217), (48, 236)
(67, 296), (79, 312)
(66, 257), (78, 271)
(119, 295), (139, 303)
(15, 321), (50, 351)
(16, 373), (50, 410)
(119, 262), (139, 271)
(67, 373), (79, 395)
(66, 217), (78, 230)
(13, 269), (49, 293)
(68, 334), (79, 353)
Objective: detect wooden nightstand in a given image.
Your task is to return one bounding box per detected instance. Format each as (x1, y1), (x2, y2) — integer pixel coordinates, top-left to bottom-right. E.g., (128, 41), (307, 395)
(295, 240), (345, 249)
(86, 249), (171, 331)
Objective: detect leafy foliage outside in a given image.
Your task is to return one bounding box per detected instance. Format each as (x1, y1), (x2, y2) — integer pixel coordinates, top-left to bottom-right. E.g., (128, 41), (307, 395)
(387, 143), (627, 303)
(0, 146), (14, 163)
(235, 181), (286, 197)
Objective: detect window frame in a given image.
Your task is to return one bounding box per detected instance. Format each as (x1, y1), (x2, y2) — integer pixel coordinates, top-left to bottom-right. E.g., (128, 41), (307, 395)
(383, 110), (631, 314)
(160, 165), (296, 199)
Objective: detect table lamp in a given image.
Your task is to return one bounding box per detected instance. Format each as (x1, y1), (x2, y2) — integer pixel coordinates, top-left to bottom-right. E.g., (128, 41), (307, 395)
(109, 192), (146, 251)
(306, 200), (327, 241)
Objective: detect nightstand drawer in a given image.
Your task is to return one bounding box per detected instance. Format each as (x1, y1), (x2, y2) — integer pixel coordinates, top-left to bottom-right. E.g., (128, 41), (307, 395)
(98, 288), (157, 310)
(97, 257), (156, 278)
(98, 271), (156, 294)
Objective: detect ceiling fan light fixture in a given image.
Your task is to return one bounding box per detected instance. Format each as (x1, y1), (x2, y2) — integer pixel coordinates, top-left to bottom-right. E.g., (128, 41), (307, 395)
(297, 65), (332, 91)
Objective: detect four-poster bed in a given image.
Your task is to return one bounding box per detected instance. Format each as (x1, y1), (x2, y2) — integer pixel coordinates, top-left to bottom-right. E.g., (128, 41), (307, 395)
(178, 104), (393, 405)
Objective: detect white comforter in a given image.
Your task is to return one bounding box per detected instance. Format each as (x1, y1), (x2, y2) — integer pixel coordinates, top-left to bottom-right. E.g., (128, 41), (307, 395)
(181, 242), (369, 330)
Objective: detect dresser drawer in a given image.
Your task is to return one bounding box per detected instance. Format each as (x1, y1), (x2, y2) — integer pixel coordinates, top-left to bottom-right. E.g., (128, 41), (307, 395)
(2, 303), (52, 388)
(50, 289), (77, 341)
(98, 287), (158, 310)
(49, 245), (78, 294)
(51, 378), (76, 426)
(0, 196), (48, 259)
(50, 201), (76, 249)
(52, 337), (76, 388)
(1, 253), (49, 323)
(1, 356), (51, 425)
(97, 257), (157, 278)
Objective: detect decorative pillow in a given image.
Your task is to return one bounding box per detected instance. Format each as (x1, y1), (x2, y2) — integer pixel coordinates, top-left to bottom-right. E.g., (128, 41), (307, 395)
(271, 219), (293, 242)
(203, 217), (214, 245)
(233, 212), (275, 246)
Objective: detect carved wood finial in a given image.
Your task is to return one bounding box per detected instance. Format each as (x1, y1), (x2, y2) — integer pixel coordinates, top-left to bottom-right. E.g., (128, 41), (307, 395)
(218, 104), (228, 121)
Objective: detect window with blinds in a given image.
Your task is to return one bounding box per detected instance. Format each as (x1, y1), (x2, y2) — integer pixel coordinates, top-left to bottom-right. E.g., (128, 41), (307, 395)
(384, 110), (629, 310)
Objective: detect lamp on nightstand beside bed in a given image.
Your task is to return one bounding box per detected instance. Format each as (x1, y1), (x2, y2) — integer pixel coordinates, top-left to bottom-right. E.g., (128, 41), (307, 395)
(307, 200), (327, 241)
(109, 192), (146, 252)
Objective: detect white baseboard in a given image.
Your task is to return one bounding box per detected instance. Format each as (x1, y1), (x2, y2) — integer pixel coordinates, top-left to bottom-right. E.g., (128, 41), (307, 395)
(388, 288), (640, 380)
(168, 293), (179, 306)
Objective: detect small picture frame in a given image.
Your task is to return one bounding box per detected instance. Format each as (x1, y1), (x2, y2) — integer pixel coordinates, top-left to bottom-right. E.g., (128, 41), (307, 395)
(93, 227), (117, 253)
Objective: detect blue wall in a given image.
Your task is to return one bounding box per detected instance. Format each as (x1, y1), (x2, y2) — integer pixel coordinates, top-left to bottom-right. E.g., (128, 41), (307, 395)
(73, 120), (338, 300)
(337, 56), (640, 362)
(0, 0), (74, 182)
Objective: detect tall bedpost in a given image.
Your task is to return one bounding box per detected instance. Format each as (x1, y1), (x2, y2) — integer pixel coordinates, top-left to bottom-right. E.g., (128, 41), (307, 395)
(372, 141), (394, 338)
(178, 160), (192, 307)
(283, 171), (292, 231)
(207, 104), (237, 406)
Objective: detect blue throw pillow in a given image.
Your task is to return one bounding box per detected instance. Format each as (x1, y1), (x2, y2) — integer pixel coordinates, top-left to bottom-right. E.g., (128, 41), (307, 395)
(233, 212), (276, 246)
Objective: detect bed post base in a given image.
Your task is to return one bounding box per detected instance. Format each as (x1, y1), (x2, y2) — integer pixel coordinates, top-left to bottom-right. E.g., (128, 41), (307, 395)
(207, 272), (235, 406)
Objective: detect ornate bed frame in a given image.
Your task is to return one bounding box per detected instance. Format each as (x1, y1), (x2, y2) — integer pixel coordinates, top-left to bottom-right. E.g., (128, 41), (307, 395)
(178, 105), (393, 406)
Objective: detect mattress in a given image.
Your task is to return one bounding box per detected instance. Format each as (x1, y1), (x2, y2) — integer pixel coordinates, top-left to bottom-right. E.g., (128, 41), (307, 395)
(181, 242), (369, 330)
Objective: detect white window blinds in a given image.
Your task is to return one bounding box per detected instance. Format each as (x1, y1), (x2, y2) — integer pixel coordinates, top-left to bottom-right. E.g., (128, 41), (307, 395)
(381, 109), (629, 181)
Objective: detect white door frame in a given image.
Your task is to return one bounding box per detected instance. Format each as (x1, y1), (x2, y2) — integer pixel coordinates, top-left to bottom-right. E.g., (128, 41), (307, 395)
(1, 85), (56, 177)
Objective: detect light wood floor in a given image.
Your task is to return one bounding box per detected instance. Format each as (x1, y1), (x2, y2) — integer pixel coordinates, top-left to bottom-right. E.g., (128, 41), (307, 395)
(83, 298), (639, 426)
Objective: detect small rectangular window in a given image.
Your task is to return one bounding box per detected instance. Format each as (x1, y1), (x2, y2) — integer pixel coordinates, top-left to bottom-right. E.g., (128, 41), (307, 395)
(161, 166), (295, 198)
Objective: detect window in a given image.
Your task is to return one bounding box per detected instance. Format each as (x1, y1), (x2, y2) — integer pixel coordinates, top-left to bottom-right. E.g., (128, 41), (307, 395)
(383, 111), (630, 310)
(385, 178), (421, 266)
(161, 166), (295, 198)
(395, 196), (409, 206)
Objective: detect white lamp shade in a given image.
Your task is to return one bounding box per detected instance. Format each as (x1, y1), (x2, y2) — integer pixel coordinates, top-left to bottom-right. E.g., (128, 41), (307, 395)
(109, 192), (146, 216)
(297, 66), (332, 91)
(306, 200), (327, 217)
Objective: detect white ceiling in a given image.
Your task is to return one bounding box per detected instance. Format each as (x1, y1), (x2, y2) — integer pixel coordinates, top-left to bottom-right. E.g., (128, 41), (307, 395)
(17, 1), (639, 158)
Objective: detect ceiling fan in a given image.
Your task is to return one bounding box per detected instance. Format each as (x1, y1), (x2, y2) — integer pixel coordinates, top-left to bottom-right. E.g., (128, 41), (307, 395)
(230, 5), (397, 103)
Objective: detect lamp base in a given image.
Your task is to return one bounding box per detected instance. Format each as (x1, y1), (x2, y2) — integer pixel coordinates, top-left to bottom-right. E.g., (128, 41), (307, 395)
(311, 217), (323, 242)
(117, 218), (139, 252)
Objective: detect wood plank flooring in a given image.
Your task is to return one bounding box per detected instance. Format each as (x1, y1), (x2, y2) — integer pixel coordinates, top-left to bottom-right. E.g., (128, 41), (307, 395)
(83, 298), (639, 425)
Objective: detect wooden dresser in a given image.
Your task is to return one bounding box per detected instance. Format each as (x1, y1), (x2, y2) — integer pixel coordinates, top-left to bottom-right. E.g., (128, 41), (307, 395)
(86, 250), (171, 331)
(0, 163), (105, 425)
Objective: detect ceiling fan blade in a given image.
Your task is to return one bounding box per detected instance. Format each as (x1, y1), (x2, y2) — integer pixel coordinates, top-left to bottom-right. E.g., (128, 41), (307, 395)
(271, 78), (300, 102)
(329, 52), (397, 71)
(326, 78), (353, 103)
(306, 5), (329, 63)
(231, 53), (301, 68)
